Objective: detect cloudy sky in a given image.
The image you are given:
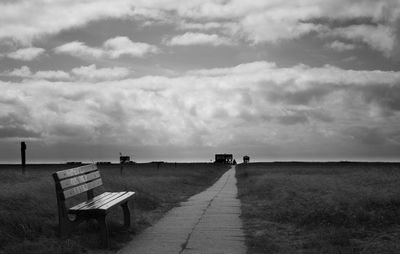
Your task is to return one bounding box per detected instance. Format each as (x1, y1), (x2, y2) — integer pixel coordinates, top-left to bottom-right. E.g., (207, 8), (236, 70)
(1, 0), (400, 163)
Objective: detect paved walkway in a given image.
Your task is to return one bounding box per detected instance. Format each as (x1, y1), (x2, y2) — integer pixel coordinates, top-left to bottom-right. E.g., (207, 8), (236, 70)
(118, 165), (246, 254)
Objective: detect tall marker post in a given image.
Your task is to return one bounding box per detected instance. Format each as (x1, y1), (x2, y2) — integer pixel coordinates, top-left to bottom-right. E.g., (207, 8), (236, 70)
(21, 141), (26, 174)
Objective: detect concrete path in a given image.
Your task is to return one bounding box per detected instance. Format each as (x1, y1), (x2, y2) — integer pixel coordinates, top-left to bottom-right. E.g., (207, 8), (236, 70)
(118, 165), (246, 254)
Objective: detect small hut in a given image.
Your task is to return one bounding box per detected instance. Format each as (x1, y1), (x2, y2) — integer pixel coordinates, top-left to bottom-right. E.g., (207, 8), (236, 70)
(120, 155), (130, 164)
(214, 154), (233, 164)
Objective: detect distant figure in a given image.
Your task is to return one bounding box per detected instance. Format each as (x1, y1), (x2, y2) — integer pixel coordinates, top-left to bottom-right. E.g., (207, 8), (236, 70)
(233, 159), (237, 165)
(243, 155), (250, 164)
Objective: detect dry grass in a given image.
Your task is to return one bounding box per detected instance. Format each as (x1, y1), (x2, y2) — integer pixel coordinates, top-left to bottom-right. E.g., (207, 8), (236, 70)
(0, 163), (229, 254)
(236, 162), (400, 254)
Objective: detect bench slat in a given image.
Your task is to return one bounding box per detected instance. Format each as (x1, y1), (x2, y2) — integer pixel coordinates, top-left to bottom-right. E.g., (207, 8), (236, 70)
(62, 178), (103, 199)
(69, 192), (111, 210)
(56, 164), (97, 180)
(98, 192), (135, 210)
(60, 171), (101, 189)
(75, 192), (126, 211)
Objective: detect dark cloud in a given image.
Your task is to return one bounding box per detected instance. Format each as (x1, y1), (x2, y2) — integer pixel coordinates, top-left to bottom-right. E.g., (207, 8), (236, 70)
(304, 16), (377, 29)
(276, 113), (308, 125)
(305, 109), (334, 123)
(0, 113), (39, 139)
(237, 110), (266, 123)
(49, 123), (90, 138)
(212, 108), (229, 119)
(189, 106), (197, 117)
(59, 90), (90, 101)
(237, 88), (253, 106)
(0, 127), (40, 138)
(0, 113), (25, 126)
(342, 126), (388, 145)
(265, 81), (332, 105)
(388, 130), (400, 144)
(357, 84), (400, 115)
(274, 108), (333, 125)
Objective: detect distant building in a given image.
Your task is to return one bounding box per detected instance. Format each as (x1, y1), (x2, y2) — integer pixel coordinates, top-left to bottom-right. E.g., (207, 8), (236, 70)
(120, 156), (130, 164)
(214, 154), (233, 163)
(243, 156), (250, 164)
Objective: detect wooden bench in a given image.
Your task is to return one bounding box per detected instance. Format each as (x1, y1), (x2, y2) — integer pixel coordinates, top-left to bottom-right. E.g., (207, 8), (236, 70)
(52, 164), (135, 248)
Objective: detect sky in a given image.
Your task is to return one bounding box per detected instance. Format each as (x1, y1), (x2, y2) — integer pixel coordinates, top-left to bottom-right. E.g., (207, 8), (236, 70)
(1, 0), (400, 163)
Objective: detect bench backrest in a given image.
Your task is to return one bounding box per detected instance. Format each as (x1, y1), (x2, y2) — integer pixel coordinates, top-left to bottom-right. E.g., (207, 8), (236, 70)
(53, 164), (102, 200)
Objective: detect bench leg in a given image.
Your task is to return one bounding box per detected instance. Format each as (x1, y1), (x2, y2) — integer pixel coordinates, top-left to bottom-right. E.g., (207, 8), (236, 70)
(98, 215), (109, 249)
(59, 215), (79, 238)
(59, 219), (74, 238)
(121, 202), (131, 229)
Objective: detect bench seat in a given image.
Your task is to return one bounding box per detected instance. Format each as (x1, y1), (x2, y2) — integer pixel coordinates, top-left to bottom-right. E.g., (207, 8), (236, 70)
(70, 191), (135, 214)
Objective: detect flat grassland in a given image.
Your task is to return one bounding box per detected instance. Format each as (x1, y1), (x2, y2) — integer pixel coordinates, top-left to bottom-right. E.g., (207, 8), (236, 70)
(0, 163), (228, 254)
(236, 162), (400, 254)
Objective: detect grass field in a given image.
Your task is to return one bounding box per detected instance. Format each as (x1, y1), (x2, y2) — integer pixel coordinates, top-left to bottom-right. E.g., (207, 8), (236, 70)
(0, 162), (229, 254)
(236, 162), (400, 254)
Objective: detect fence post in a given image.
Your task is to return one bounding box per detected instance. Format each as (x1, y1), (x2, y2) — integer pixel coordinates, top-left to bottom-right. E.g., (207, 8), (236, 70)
(21, 141), (26, 174)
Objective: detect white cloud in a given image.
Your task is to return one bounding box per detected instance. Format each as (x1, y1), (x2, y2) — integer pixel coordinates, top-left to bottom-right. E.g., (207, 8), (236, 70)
(325, 40), (356, 52)
(240, 13), (324, 43)
(54, 37), (159, 59)
(34, 70), (71, 80)
(6, 47), (45, 61)
(327, 24), (395, 57)
(103, 36), (159, 58)
(2, 1), (400, 57)
(3, 66), (70, 80)
(2, 61), (400, 155)
(172, 1), (400, 55)
(178, 22), (225, 31)
(166, 32), (233, 46)
(2, 64), (131, 82)
(71, 64), (130, 81)
(172, 1), (399, 56)
(7, 66), (32, 77)
(187, 61), (277, 76)
(0, 0), (136, 44)
(54, 41), (103, 58)
(177, 21), (239, 36)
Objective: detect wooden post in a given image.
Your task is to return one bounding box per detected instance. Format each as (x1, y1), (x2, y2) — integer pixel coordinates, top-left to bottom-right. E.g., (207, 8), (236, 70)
(21, 141), (26, 174)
